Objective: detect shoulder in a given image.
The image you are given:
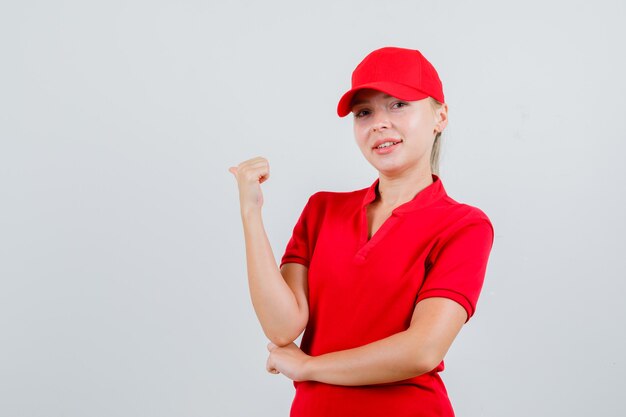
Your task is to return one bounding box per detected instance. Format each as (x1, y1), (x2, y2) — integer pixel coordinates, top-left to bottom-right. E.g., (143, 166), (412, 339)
(432, 193), (494, 241)
(305, 185), (370, 209)
(437, 190), (492, 222)
(424, 197), (495, 267)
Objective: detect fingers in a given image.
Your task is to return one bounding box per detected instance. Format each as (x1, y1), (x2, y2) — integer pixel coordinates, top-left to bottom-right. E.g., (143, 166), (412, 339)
(229, 157), (270, 211)
(266, 351), (280, 375)
(229, 157), (270, 184)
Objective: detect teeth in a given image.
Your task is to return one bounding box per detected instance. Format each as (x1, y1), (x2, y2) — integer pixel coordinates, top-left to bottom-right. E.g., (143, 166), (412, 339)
(377, 141), (398, 149)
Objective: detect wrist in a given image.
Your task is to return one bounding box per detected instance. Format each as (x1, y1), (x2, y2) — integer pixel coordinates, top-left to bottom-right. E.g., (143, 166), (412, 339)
(301, 354), (318, 382)
(240, 207), (262, 221)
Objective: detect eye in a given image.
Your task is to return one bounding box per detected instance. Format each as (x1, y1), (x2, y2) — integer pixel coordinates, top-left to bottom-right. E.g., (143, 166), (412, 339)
(392, 101), (408, 109)
(353, 109), (370, 118)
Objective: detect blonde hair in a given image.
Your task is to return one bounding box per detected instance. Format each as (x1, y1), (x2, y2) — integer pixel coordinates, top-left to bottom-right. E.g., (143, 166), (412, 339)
(429, 98), (444, 176)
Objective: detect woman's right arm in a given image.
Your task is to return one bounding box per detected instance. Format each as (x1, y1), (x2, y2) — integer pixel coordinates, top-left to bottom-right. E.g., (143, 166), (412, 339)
(229, 157), (309, 347)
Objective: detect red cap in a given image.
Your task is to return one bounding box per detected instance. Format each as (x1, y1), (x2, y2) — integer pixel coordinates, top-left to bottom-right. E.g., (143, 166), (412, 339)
(337, 47), (445, 117)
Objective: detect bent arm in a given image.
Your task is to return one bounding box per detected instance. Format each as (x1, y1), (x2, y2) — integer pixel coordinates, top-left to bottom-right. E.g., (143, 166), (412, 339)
(229, 157), (309, 347)
(267, 297), (466, 385)
(242, 210), (309, 347)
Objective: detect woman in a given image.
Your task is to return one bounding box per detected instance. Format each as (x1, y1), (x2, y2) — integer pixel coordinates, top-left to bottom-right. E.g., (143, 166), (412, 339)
(229, 46), (494, 417)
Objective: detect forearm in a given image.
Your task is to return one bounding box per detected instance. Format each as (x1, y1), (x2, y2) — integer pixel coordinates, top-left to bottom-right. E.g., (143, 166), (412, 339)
(304, 330), (436, 386)
(242, 209), (306, 345)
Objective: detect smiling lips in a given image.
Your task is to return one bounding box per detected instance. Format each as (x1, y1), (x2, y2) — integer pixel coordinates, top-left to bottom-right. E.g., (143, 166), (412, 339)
(372, 138), (403, 154)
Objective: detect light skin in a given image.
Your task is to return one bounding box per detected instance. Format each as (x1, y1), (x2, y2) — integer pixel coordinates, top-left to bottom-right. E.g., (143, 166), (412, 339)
(229, 89), (468, 386)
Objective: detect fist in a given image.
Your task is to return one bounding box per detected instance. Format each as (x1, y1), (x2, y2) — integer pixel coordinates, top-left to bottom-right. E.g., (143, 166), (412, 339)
(228, 157), (270, 214)
(266, 342), (311, 382)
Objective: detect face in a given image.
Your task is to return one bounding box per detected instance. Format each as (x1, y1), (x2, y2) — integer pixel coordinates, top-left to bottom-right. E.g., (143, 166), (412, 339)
(350, 89), (447, 177)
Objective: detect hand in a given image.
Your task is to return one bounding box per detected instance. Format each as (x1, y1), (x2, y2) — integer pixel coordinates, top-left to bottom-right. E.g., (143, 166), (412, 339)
(228, 157), (270, 215)
(266, 342), (312, 382)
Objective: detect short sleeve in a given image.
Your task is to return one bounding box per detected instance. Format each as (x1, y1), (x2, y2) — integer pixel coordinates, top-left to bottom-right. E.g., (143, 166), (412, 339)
(416, 218), (495, 322)
(279, 195), (316, 269)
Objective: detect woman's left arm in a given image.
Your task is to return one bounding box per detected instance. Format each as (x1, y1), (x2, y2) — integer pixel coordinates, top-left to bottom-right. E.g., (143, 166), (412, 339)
(266, 296), (467, 386)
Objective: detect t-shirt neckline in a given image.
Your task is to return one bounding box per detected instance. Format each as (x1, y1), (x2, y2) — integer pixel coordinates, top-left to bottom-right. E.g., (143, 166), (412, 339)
(361, 174), (447, 215)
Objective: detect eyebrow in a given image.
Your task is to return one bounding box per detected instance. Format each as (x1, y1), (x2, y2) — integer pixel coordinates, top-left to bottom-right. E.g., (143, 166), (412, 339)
(350, 93), (394, 107)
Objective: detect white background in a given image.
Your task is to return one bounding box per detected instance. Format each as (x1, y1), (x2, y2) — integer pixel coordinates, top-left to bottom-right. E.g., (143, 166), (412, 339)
(1, 1), (625, 416)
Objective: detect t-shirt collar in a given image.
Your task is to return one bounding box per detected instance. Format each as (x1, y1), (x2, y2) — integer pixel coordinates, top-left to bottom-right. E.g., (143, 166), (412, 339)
(362, 174), (447, 214)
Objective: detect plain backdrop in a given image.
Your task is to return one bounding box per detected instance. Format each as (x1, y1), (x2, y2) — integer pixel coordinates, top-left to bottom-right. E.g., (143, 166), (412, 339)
(1, 1), (625, 416)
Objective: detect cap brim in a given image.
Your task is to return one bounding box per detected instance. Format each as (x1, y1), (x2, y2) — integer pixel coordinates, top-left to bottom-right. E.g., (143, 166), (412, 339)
(336, 81), (430, 117)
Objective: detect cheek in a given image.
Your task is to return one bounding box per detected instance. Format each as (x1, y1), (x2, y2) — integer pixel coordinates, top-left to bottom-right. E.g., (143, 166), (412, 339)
(406, 118), (433, 141)
(353, 125), (368, 146)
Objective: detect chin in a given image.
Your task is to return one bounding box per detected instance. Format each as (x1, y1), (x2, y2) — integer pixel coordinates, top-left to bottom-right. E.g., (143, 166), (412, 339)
(372, 162), (406, 176)
(373, 158), (425, 177)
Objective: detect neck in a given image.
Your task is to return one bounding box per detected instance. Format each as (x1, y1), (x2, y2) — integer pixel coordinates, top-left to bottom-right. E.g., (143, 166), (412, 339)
(375, 167), (434, 208)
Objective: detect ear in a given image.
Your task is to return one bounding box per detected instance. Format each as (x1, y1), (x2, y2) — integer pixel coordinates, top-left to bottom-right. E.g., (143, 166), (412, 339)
(434, 102), (449, 134)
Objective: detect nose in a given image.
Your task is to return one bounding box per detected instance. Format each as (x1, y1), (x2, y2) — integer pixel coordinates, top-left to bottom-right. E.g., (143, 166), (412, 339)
(370, 111), (390, 132)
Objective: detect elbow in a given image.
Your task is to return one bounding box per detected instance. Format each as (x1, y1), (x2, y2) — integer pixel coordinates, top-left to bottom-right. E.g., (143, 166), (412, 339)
(266, 325), (306, 347)
(263, 313), (308, 347)
(410, 350), (443, 376)
(269, 334), (295, 347)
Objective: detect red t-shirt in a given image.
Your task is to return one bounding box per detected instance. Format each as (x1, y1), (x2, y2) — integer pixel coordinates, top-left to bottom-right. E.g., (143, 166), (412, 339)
(280, 174), (494, 417)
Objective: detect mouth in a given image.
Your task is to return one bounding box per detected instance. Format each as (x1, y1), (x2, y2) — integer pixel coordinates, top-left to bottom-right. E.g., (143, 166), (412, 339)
(373, 139), (403, 150)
